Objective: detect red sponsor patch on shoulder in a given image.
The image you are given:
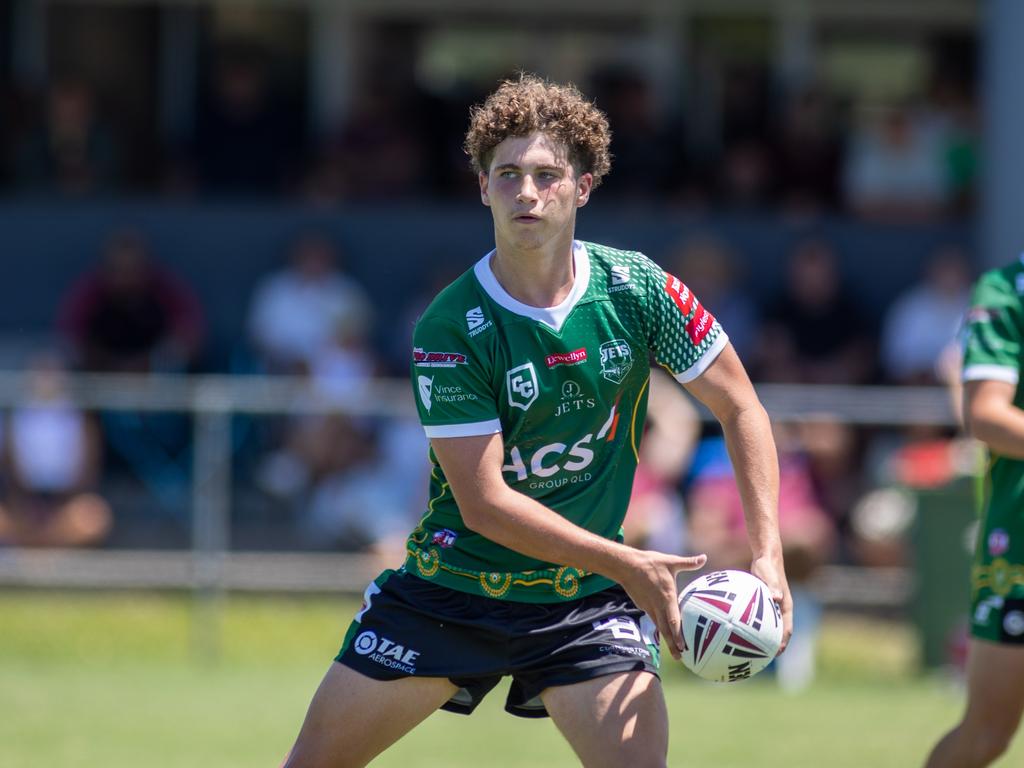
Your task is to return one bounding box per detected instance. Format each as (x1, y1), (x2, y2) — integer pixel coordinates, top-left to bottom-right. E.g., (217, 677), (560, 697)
(546, 348), (588, 368)
(686, 306), (715, 346)
(664, 274), (696, 316)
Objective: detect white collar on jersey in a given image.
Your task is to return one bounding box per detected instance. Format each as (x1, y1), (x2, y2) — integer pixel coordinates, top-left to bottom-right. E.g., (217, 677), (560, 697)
(473, 240), (591, 333)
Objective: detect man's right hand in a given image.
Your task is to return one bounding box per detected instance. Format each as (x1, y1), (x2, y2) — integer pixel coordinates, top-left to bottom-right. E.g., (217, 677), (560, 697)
(615, 549), (707, 661)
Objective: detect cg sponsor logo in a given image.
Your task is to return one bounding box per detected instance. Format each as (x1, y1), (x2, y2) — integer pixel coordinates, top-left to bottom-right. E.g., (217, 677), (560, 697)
(599, 339), (633, 384)
(506, 362), (539, 411)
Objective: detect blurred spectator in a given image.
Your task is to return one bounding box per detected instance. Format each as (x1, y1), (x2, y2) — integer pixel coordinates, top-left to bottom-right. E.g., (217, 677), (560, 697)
(716, 138), (775, 210)
(843, 105), (949, 221)
(192, 42), (301, 196)
(304, 85), (425, 202)
(772, 86), (844, 213)
(13, 79), (118, 197)
(880, 245), (972, 385)
(664, 235), (758, 361)
(686, 423), (836, 690)
(756, 238), (875, 385)
(57, 230), (205, 373)
(0, 353), (112, 547)
(247, 234), (372, 374)
(588, 69), (682, 200)
(623, 368), (700, 555)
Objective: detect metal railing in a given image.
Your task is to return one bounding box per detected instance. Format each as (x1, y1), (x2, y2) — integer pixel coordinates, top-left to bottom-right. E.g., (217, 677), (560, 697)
(0, 372), (955, 607)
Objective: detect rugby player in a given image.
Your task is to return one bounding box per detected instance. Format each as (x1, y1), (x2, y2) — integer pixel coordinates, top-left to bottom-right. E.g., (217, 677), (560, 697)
(283, 73), (792, 768)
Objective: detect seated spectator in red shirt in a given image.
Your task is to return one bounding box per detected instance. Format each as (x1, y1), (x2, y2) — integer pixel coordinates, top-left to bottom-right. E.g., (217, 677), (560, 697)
(57, 230), (205, 373)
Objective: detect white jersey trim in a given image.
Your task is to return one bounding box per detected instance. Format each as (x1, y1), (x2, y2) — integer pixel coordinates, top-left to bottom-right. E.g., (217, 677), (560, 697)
(962, 364), (1020, 385)
(423, 419), (503, 438)
(673, 331), (730, 384)
(473, 241), (590, 332)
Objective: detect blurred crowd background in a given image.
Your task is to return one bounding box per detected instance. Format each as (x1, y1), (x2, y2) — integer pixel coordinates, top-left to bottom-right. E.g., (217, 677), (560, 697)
(0, 0), (987, 650)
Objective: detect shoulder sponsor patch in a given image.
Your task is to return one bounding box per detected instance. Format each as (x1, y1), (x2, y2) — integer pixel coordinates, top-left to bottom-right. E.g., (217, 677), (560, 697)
(414, 347), (468, 368)
(664, 274), (696, 316)
(686, 306), (716, 346)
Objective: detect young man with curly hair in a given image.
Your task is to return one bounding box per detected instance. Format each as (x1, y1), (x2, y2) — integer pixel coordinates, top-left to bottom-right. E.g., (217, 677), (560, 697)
(283, 74), (792, 768)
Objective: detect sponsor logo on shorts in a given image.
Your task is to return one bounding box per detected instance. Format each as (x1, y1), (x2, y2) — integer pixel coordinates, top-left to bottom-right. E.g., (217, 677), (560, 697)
(352, 630), (421, 673)
(546, 348), (587, 368)
(989, 529), (1011, 557)
(431, 528), (458, 548)
(413, 347), (468, 368)
(1004, 610), (1024, 637)
(506, 362), (539, 411)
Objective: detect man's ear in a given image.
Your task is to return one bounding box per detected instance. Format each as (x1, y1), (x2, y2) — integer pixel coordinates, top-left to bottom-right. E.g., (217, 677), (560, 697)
(576, 172), (594, 208)
(479, 171), (490, 207)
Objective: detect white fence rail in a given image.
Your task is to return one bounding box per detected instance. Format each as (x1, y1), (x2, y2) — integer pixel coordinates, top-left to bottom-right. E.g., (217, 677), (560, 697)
(0, 372), (951, 608)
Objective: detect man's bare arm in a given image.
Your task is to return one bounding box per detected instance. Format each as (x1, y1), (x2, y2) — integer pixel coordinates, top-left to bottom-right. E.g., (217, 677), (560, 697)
(965, 379), (1024, 458)
(682, 343), (793, 651)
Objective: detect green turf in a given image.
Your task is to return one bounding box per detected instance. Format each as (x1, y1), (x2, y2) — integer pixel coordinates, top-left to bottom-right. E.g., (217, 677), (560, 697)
(2, 591), (1022, 767)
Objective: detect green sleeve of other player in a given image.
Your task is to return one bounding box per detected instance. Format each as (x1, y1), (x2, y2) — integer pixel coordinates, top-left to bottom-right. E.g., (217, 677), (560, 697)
(962, 267), (1024, 382)
(411, 318), (500, 437)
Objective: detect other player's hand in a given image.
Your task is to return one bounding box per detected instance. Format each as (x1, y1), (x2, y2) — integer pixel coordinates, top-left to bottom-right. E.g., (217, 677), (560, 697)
(617, 549), (707, 661)
(750, 553), (793, 655)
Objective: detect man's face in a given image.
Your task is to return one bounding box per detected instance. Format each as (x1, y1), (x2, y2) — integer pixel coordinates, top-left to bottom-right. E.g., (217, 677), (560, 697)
(479, 132), (592, 252)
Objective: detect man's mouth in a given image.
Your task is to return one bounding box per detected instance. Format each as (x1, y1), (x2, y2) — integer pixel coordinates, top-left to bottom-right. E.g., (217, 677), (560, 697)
(513, 214), (541, 223)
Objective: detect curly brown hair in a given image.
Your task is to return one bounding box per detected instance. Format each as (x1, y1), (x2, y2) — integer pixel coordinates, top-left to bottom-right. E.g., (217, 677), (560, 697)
(464, 73), (612, 187)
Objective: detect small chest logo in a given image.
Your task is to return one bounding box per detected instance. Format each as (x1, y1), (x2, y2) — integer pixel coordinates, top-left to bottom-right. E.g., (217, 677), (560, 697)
(599, 339), (633, 384)
(466, 306), (485, 330)
(506, 362), (539, 411)
(417, 375), (433, 412)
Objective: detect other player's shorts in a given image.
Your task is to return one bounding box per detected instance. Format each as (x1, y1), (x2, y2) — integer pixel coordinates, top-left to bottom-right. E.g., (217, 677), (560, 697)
(970, 513), (1024, 646)
(336, 568), (660, 718)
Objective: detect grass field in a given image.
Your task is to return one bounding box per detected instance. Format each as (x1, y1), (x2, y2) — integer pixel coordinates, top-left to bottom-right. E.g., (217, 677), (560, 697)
(3, 591), (1023, 767)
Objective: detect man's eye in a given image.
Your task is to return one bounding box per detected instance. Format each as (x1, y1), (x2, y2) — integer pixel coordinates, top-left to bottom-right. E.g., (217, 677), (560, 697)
(500, 171), (518, 179)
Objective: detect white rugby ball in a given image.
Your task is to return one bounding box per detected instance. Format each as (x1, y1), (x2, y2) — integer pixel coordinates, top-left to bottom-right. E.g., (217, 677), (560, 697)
(678, 569), (783, 683)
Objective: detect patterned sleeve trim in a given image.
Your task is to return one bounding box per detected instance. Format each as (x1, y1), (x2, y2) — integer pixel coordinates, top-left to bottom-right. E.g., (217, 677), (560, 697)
(672, 331), (730, 384)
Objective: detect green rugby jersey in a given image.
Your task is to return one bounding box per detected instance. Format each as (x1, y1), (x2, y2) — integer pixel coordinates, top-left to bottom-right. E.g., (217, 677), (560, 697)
(962, 257), (1024, 619)
(405, 240), (728, 603)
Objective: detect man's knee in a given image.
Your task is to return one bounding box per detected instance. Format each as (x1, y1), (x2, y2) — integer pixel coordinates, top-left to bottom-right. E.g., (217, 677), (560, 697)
(962, 719), (1018, 766)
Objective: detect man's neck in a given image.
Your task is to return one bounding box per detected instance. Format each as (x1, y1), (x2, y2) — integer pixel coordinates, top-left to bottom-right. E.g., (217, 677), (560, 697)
(491, 234), (577, 309)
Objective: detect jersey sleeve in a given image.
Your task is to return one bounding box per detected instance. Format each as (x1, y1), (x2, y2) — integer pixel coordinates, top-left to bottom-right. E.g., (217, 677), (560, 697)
(642, 257), (730, 383)
(962, 269), (1024, 385)
(411, 318), (502, 438)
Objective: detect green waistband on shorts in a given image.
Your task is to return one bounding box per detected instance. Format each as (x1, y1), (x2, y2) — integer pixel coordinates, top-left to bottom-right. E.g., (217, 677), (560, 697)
(403, 543), (616, 603)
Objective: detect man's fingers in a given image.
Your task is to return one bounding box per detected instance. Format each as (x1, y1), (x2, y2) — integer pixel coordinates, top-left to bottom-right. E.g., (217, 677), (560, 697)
(670, 553), (707, 573)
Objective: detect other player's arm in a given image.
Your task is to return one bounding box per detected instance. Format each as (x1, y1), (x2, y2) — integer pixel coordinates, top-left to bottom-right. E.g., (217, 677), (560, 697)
(682, 343), (794, 652)
(430, 433), (706, 660)
(964, 379), (1024, 457)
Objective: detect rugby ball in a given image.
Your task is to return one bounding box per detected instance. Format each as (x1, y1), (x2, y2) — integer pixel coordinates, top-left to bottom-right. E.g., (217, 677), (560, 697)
(678, 569), (783, 682)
